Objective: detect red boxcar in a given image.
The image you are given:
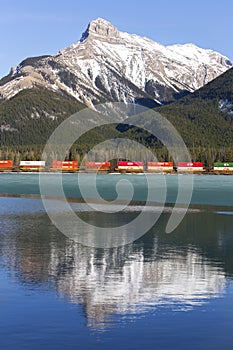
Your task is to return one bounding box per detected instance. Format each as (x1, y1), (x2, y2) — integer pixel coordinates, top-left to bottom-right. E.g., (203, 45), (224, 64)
(117, 161), (144, 172)
(177, 162), (204, 172)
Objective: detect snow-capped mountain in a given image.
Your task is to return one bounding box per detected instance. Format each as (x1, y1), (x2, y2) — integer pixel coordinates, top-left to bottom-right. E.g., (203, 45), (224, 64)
(0, 18), (232, 107)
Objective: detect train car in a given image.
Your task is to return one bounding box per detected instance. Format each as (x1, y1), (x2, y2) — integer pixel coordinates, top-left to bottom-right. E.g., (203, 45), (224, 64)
(177, 162), (204, 173)
(84, 161), (110, 172)
(20, 161), (45, 171)
(51, 160), (79, 172)
(213, 162), (233, 173)
(147, 162), (173, 173)
(0, 160), (13, 171)
(117, 161), (144, 173)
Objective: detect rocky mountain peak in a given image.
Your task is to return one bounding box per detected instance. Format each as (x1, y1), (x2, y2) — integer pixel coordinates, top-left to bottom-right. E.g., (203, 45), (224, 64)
(80, 17), (119, 42)
(0, 18), (232, 106)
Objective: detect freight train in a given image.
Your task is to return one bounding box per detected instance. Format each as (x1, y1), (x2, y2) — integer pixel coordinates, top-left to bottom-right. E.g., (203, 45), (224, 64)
(1, 160), (233, 174)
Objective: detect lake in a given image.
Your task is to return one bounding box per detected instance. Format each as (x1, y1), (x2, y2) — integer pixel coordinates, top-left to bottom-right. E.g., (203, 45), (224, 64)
(0, 173), (233, 349)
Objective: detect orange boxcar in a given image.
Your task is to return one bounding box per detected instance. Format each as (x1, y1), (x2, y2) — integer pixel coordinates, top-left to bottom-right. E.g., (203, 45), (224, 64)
(52, 161), (79, 171)
(0, 160), (13, 170)
(84, 161), (110, 171)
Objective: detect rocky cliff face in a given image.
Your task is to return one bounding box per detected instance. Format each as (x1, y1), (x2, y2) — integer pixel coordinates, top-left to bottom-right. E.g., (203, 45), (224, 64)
(0, 18), (232, 107)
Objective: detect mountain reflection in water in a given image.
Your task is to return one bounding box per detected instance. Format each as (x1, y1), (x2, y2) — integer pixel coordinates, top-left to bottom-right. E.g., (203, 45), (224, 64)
(0, 198), (232, 330)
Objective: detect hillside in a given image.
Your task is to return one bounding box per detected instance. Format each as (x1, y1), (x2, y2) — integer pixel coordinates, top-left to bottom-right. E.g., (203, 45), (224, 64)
(0, 88), (84, 146)
(158, 67), (233, 147)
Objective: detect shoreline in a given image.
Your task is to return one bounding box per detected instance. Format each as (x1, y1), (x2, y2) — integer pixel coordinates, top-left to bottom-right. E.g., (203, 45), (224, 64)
(0, 193), (233, 212)
(1, 171), (233, 175)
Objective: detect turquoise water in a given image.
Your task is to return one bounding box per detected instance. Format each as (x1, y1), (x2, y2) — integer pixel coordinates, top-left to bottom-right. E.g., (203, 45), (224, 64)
(1, 174), (233, 349)
(0, 173), (233, 205)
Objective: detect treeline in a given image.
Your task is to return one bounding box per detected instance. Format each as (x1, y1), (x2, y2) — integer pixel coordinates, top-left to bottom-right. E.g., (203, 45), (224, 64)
(1, 143), (233, 168)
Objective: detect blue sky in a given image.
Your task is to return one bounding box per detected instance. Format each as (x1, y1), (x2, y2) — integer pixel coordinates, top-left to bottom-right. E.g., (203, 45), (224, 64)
(0, 0), (232, 78)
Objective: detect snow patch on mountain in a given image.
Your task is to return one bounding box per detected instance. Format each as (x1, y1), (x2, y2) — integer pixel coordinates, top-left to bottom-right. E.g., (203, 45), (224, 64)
(219, 99), (233, 115)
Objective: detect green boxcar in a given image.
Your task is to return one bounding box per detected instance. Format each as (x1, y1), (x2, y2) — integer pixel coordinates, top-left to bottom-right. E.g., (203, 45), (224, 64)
(214, 162), (233, 167)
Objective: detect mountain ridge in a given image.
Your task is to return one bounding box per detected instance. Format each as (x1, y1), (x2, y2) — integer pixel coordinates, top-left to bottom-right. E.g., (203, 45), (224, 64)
(0, 17), (232, 107)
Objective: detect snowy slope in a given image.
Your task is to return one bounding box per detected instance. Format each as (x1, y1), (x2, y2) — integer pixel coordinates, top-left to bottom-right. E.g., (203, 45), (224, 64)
(0, 18), (232, 106)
